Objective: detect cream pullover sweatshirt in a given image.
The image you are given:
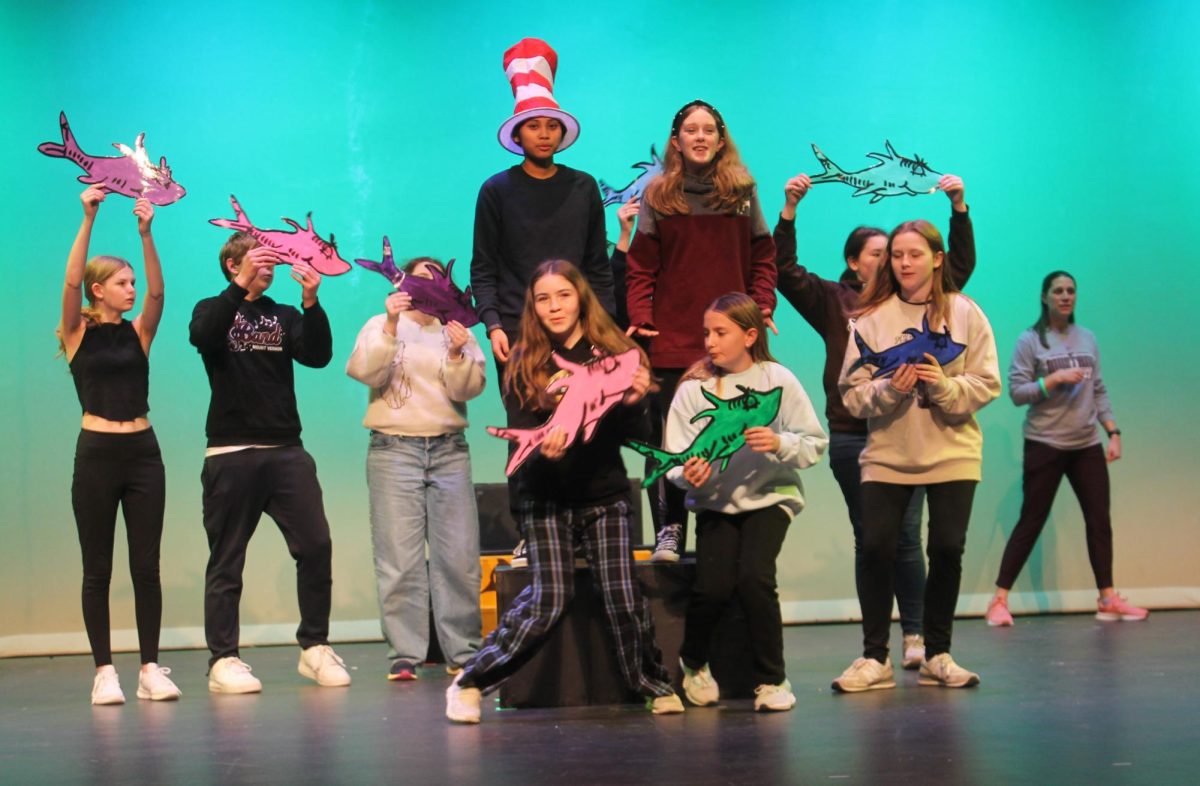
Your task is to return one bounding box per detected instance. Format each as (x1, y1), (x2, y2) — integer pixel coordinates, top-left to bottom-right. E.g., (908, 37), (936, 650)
(839, 294), (1000, 484)
(345, 314), (486, 436)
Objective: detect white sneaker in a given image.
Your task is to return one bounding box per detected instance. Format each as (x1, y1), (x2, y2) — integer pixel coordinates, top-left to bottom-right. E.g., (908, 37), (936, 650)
(918, 652), (980, 688)
(209, 656), (263, 694)
(136, 664), (181, 701)
(91, 666), (125, 705)
(901, 634), (926, 670)
(754, 679), (796, 712)
(649, 693), (685, 714)
(510, 539), (528, 568)
(299, 644), (351, 687)
(680, 659), (719, 706)
(831, 657), (896, 693)
(445, 672), (482, 723)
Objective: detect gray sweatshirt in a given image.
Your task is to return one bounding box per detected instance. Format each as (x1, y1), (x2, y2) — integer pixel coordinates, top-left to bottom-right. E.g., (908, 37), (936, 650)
(1009, 325), (1114, 450)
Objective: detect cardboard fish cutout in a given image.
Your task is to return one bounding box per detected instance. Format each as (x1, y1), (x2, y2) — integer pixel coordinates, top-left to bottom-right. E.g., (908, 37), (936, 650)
(849, 316), (966, 378)
(599, 145), (664, 206)
(208, 195), (351, 276)
(37, 111), (185, 205)
(488, 348), (642, 476)
(808, 141), (942, 203)
(626, 385), (783, 488)
(355, 237), (480, 326)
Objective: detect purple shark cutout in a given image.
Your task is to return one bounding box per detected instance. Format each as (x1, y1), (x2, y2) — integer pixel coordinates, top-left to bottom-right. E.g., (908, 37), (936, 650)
(355, 236), (480, 326)
(208, 195), (351, 276)
(37, 111), (186, 206)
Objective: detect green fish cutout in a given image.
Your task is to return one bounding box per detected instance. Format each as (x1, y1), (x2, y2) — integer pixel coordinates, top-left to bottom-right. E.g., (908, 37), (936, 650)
(626, 385), (783, 489)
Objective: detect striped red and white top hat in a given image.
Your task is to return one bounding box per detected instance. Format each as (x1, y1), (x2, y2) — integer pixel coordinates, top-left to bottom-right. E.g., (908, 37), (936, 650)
(497, 38), (580, 155)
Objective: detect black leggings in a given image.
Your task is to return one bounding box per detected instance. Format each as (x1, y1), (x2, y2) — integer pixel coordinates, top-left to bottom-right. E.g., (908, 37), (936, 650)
(645, 367), (688, 541)
(859, 481), (977, 662)
(72, 429), (166, 667)
(681, 505), (791, 686)
(995, 440), (1113, 590)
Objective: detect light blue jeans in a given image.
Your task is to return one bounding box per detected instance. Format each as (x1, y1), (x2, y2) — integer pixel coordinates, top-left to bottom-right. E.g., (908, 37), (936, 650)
(366, 431), (482, 667)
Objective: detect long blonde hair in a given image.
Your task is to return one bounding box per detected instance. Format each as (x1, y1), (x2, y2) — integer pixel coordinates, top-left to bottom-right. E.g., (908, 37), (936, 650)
(504, 260), (649, 409)
(643, 100), (755, 216)
(56, 255), (133, 356)
(682, 292), (777, 387)
(855, 220), (957, 328)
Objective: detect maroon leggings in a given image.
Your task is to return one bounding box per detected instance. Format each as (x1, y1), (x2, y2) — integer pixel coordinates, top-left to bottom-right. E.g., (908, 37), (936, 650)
(995, 440), (1113, 590)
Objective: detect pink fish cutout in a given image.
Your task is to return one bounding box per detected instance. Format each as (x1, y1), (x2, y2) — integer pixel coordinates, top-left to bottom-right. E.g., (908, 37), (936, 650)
(488, 347), (642, 476)
(208, 195), (351, 276)
(37, 111), (186, 205)
(355, 236), (480, 326)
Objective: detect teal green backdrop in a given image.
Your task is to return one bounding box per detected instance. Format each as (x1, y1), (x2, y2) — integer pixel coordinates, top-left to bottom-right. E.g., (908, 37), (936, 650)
(2, 1), (1197, 654)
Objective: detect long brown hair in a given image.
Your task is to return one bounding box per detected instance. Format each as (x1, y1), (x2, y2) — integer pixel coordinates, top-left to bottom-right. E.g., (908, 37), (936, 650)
(855, 220), (957, 328)
(682, 292), (777, 386)
(56, 255), (133, 356)
(504, 260), (649, 409)
(643, 100), (755, 216)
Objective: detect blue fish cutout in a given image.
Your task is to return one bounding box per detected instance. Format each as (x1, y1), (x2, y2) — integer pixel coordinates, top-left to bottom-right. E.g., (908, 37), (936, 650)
(599, 144), (664, 206)
(850, 316), (966, 378)
(809, 141), (942, 204)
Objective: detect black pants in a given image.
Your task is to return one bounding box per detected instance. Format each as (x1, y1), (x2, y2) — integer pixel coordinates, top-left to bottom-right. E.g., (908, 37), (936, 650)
(492, 338), (524, 523)
(859, 481), (977, 662)
(996, 440), (1113, 590)
(72, 429), (165, 667)
(201, 446), (332, 666)
(680, 505), (790, 685)
(645, 367), (688, 543)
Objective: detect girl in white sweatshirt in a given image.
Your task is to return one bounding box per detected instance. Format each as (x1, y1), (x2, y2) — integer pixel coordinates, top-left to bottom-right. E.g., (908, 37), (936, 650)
(666, 292), (827, 712)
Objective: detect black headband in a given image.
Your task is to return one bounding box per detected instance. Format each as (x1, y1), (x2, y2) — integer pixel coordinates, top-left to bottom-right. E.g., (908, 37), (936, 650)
(671, 99), (726, 137)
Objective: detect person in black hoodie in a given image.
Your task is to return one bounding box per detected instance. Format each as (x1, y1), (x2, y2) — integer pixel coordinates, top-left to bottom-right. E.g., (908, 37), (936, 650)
(445, 260), (683, 723)
(189, 232), (350, 694)
(773, 173), (973, 674)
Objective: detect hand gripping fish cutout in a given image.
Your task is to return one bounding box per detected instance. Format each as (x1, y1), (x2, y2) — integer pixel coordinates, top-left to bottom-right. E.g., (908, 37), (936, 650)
(599, 145), (664, 206)
(208, 195), (351, 276)
(808, 141), (942, 204)
(849, 316), (966, 379)
(354, 237), (480, 326)
(37, 111), (186, 205)
(487, 347), (643, 476)
(626, 385), (783, 488)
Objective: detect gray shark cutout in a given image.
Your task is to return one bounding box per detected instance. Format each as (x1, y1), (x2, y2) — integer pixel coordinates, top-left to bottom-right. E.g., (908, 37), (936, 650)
(808, 141), (942, 203)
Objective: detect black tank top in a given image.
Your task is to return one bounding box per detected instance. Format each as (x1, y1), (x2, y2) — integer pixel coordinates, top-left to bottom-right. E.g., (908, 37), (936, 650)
(69, 320), (150, 421)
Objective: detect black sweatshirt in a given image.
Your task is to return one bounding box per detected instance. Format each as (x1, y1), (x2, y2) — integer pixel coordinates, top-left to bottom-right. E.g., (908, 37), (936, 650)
(470, 165), (614, 335)
(508, 339), (650, 507)
(774, 209), (975, 434)
(189, 282), (332, 447)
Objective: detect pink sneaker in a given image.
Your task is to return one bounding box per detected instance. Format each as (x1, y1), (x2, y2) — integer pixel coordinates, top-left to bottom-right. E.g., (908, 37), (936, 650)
(1096, 594), (1148, 621)
(985, 596), (1013, 627)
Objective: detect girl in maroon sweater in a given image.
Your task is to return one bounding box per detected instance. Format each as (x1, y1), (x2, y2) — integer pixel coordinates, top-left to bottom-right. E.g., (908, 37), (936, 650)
(625, 99), (776, 561)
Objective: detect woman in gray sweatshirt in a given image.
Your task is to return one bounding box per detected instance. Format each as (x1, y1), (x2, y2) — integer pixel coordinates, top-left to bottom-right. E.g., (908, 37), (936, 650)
(984, 271), (1147, 626)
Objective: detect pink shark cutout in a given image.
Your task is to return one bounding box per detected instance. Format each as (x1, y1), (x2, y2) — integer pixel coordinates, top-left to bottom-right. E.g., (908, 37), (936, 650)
(488, 347), (643, 476)
(208, 195), (351, 276)
(37, 111), (186, 206)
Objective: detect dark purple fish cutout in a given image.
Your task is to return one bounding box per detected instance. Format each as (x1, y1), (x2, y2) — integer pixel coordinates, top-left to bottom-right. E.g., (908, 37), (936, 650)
(355, 237), (480, 326)
(37, 111), (186, 206)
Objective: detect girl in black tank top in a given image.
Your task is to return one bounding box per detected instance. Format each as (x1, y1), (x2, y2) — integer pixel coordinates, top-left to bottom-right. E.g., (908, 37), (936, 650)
(57, 185), (178, 705)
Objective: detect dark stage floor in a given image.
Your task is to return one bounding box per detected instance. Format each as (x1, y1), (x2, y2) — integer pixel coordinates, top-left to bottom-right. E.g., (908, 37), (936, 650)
(2, 611), (1194, 785)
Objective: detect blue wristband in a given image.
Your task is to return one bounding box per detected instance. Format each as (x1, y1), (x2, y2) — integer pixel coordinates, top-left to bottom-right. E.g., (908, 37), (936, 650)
(1038, 377), (1049, 398)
